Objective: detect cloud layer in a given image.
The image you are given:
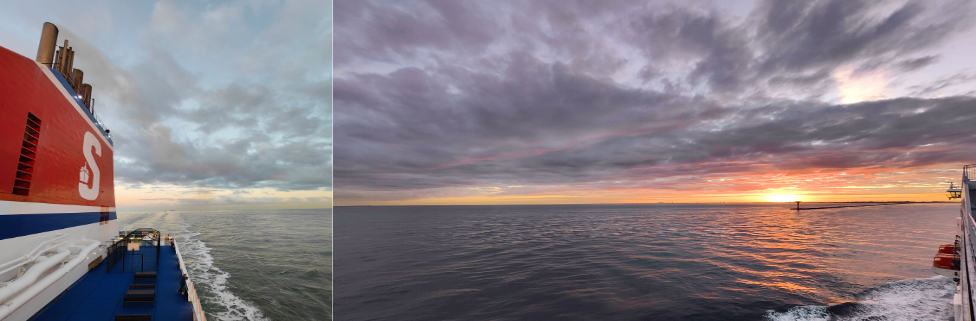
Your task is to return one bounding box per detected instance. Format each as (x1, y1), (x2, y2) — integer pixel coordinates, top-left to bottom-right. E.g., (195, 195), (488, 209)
(335, 0), (976, 204)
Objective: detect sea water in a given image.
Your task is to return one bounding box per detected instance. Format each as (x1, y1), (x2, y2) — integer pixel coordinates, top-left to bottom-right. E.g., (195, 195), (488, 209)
(335, 203), (958, 320)
(117, 209), (332, 321)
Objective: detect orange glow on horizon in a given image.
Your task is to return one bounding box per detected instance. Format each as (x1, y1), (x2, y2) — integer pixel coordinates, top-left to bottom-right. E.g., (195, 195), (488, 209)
(766, 194), (803, 203)
(336, 191), (949, 206)
(335, 164), (963, 206)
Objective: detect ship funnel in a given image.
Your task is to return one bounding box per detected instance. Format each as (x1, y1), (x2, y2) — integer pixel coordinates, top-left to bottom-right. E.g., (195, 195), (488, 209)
(73, 69), (84, 93)
(66, 48), (75, 81)
(82, 84), (92, 110)
(35, 22), (59, 65)
(40, 24), (97, 113)
(54, 40), (72, 77)
(55, 40), (66, 73)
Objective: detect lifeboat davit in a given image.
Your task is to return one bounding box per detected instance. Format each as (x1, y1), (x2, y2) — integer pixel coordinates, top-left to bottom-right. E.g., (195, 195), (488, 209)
(933, 243), (960, 280)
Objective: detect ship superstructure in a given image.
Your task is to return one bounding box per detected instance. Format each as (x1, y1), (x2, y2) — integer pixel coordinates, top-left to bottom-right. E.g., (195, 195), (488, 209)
(0, 23), (203, 320)
(938, 165), (976, 321)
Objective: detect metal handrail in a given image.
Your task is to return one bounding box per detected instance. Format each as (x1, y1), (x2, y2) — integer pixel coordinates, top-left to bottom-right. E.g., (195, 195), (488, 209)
(965, 164), (976, 182)
(0, 234), (69, 276)
(173, 239), (207, 321)
(964, 176), (976, 320)
(92, 112), (111, 139)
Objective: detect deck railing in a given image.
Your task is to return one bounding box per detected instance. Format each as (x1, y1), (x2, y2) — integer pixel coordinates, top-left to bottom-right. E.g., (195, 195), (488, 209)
(91, 110), (111, 139)
(965, 164), (976, 182)
(105, 238), (126, 272)
(108, 229), (161, 273)
(173, 239), (207, 321)
(962, 175), (976, 321)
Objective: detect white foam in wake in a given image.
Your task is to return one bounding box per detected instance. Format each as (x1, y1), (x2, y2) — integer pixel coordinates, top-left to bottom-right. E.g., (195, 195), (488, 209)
(179, 216), (270, 321)
(765, 276), (955, 321)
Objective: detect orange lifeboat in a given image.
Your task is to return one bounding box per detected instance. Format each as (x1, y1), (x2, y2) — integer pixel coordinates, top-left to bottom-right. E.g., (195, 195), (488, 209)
(934, 253), (961, 270)
(933, 243), (961, 280)
(939, 244), (957, 254)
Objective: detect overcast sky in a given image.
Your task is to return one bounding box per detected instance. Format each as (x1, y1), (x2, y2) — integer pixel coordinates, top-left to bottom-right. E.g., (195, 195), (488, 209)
(0, 0), (333, 211)
(335, 0), (976, 205)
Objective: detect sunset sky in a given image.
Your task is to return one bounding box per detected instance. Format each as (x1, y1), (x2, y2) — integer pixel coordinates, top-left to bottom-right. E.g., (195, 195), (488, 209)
(334, 0), (976, 205)
(0, 0), (333, 211)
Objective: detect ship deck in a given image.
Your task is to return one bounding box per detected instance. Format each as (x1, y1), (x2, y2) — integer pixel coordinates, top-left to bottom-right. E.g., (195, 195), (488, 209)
(31, 244), (193, 321)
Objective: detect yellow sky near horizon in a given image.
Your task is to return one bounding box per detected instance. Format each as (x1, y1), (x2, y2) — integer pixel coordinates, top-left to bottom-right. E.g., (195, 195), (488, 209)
(335, 163), (965, 206)
(115, 184), (332, 211)
(335, 187), (955, 206)
(336, 193), (952, 206)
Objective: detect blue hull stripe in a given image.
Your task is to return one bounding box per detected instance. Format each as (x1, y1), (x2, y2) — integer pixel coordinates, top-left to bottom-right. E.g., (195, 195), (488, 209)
(0, 212), (117, 240)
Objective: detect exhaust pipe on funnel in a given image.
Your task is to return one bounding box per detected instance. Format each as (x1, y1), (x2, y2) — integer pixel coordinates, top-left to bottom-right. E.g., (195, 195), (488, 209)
(73, 69), (84, 93)
(35, 22), (58, 65)
(66, 49), (74, 82)
(82, 84), (92, 109)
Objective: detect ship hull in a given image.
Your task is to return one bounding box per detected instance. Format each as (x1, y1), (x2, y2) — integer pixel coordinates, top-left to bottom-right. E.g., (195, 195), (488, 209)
(955, 169), (975, 321)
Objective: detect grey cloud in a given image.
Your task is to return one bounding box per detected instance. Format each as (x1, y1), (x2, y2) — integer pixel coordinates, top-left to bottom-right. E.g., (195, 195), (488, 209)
(335, 0), (499, 65)
(148, 0), (257, 57)
(54, 1), (332, 193)
(334, 0), (976, 203)
(624, 7), (756, 93)
(895, 55), (940, 73)
(339, 94), (976, 196)
(186, 84), (268, 133)
(336, 53), (714, 175)
(754, 0), (968, 73)
(909, 70), (976, 97)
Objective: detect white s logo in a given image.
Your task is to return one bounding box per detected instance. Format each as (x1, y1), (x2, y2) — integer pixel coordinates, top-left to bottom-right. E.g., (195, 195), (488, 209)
(78, 131), (101, 200)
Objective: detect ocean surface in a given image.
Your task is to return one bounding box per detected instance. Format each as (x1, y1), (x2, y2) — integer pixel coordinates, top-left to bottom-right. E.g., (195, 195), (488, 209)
(116, 209), (333, 321)
(335, 203), (959, 320)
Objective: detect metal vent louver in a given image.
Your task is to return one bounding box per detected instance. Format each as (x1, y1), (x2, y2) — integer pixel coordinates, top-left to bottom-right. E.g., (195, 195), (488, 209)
(13, 113), (41, 196)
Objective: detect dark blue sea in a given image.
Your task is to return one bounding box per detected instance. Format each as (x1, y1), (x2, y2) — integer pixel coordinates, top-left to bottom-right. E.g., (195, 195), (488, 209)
(117, 209), (333, 320)
(334, 203), (958, 320)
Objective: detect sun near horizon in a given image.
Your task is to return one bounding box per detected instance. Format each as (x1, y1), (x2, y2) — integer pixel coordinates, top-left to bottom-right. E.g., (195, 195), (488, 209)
(333, 163), (966, 206)
(335, 181), (958, 206)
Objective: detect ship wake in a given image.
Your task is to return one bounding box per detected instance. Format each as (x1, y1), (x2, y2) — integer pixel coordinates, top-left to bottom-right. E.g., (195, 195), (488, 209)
(179, 216), (270, 321)
(765, 276), (955, 321)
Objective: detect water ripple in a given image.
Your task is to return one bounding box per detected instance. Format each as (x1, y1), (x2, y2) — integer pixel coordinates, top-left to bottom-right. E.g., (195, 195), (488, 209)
(336, 203), (957, 320)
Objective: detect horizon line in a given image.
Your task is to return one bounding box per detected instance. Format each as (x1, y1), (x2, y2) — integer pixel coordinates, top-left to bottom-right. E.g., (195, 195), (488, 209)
(335, 200), (955, 207)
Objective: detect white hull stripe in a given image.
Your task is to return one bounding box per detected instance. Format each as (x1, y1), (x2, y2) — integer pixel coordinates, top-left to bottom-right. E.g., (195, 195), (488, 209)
(0, 200), (115, 215)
